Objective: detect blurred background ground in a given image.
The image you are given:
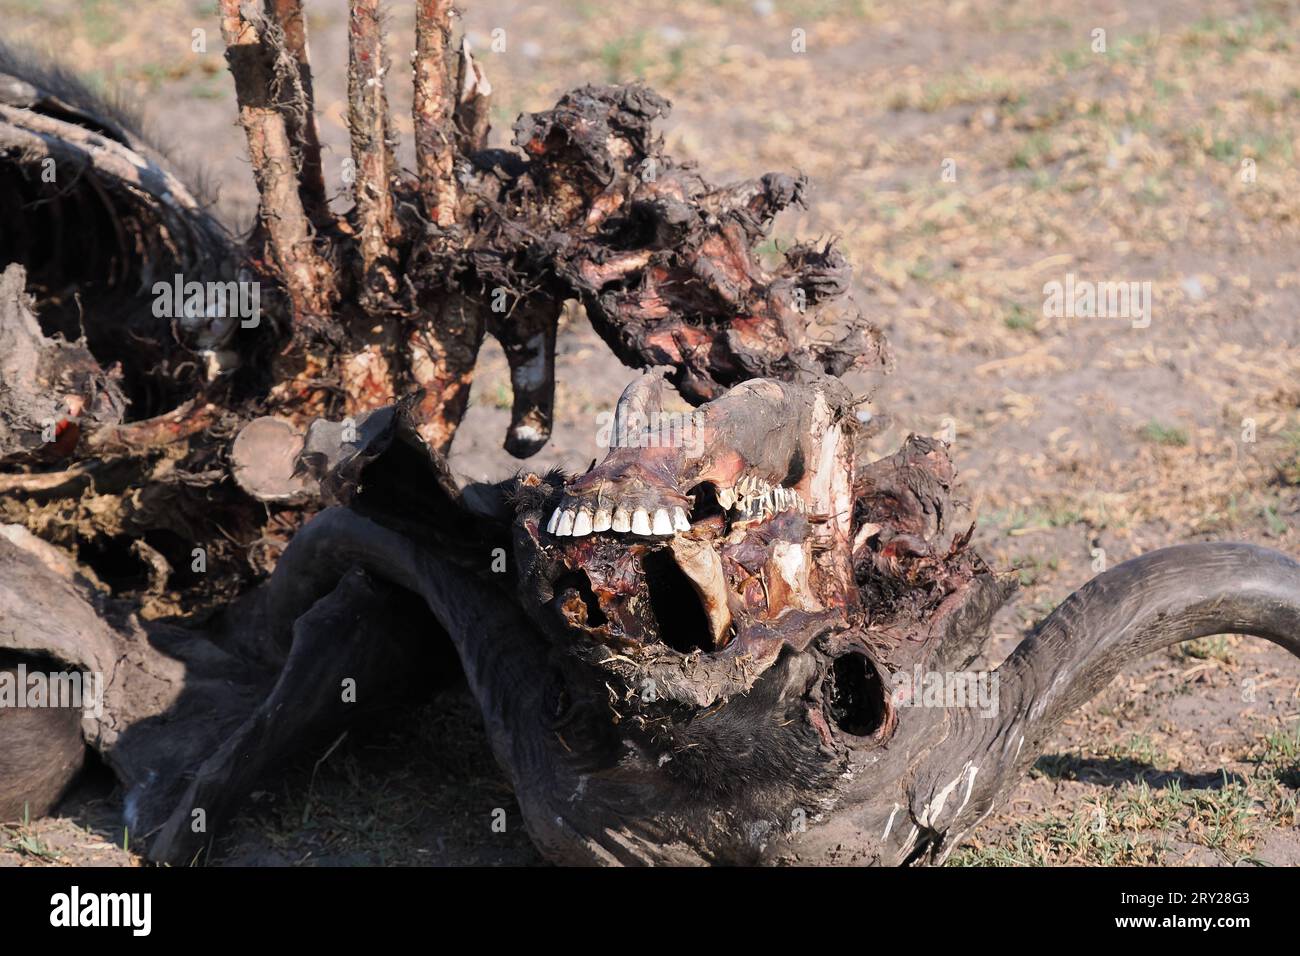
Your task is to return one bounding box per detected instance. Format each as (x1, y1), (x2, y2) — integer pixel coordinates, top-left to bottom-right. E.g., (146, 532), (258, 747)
(0, 0), (1297, 866)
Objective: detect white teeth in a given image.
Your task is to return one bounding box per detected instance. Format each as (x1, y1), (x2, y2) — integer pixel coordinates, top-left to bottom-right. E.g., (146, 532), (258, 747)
(612, 507), (631, 533)
(560, 501), (688, 536)
(552, 492), (736, 538)
(719, 479), (805, 522)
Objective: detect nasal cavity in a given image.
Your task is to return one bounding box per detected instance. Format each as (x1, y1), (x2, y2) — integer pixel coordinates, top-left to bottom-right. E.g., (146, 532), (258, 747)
(826, 652), (888, 737)
(642, 548), (714, 654)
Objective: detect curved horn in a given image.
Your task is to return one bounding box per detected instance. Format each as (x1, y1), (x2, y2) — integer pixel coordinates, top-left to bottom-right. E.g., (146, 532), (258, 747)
(917, 542), (1300, 862)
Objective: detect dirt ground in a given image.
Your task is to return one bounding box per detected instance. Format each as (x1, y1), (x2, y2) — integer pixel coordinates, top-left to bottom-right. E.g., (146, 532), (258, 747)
(1, 0), (1297, 866)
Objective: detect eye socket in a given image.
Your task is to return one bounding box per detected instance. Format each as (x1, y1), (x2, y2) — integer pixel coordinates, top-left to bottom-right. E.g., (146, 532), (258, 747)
(826, 652), (887, 737)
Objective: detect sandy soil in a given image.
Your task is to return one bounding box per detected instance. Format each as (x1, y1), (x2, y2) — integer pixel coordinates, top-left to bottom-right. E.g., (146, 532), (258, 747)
(0, 0), (1296, 866)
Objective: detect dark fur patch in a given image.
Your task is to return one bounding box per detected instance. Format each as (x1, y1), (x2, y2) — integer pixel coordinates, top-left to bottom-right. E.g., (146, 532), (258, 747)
(0, 652), (86, 822)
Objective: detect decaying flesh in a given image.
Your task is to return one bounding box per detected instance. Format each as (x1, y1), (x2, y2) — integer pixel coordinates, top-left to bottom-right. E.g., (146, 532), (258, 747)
(208, 3), (885, 455)
(519, 370), (862, 708)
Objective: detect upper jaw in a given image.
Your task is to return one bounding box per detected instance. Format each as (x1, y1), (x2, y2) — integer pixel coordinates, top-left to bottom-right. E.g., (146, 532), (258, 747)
(547, 474), (807, 539)
(546, 488), (690, 538)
